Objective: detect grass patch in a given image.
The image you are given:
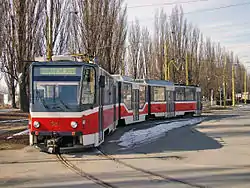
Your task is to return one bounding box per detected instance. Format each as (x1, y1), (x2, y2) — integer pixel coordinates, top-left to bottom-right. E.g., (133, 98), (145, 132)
(0, 111), (28, 122)
(0, 129), (29, 150)
(0, 121), (28, 150)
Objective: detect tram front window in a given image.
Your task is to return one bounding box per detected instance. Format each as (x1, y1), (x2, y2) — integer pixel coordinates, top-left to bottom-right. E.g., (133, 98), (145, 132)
(32, 65), (96, 112)
(33, 82), (80, 112)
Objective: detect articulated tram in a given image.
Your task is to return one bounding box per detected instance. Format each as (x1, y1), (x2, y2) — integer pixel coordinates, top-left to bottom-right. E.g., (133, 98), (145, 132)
(28, 55), (202, 153)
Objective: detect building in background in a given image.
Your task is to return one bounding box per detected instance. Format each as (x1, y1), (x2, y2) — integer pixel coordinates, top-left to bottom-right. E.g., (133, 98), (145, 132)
(242, 92), (249, 100)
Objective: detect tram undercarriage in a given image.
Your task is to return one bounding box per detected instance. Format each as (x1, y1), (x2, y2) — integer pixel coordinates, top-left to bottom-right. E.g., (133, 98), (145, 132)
(31, 133), (86, 154)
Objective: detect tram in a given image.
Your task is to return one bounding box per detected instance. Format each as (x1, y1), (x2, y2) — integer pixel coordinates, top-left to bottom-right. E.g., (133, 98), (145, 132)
(28, 55), (202, 153)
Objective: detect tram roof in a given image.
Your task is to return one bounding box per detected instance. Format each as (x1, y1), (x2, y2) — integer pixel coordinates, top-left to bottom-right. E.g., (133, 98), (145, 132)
(144, 79), (174, 86)
(111, 75), (134, 82)
(30, 61), (98, 67)
(110, 75), (175, 87)
(174, 83), (200, 87)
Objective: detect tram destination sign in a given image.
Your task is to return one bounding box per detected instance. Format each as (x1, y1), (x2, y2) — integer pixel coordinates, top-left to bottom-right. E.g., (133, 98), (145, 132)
(39, 67), (77, 76)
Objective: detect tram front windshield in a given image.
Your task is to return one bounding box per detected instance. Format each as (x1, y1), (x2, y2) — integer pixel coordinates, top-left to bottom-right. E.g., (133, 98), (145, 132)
(31, 66), (95, 112)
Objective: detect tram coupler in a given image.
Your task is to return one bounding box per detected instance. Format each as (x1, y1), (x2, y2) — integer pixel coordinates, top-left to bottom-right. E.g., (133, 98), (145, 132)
(46, 133), (62, 154)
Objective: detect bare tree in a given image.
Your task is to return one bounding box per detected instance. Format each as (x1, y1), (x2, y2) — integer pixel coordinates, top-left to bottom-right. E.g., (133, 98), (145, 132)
(0, 1), (247, 109)
(3, 0), (45, 112)
(44, 0), (70, 55)
(0, 1), (4, 55)
(109, 5), (127, 74)
(128, 19), (141, 79)
(153, 9), (169, 80)
(188, 26), (200, 84)
(141, 27), (153, 79)
(169, 6), (187, 82)
(0, 0), (18, 108)
(70, 0), (127, 74)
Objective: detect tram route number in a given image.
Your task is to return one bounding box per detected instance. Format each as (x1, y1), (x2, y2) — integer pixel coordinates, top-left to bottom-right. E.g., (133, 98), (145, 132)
(40, 67), (77, 75)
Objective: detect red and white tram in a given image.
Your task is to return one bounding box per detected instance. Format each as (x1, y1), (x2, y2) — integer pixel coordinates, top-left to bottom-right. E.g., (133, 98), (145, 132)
(28, 56), (202, 153)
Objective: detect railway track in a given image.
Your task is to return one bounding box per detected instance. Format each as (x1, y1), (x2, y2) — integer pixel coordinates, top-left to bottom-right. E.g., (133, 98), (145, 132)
(95, 148), (210, 188)
(54, 115), (210, 188)
(56, 153), (118, 188)
(56, 148), (210, 188)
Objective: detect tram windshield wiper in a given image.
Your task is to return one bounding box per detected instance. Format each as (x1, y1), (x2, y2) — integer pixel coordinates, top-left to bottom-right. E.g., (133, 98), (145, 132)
(36, 92), (49, 109)
(57, 98), (70, 110)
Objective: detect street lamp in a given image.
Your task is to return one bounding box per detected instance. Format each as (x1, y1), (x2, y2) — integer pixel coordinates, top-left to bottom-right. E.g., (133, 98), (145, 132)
(232, 62), (240, 106)
(218, 87), (222, 106)
(185, 53), (189, 85)
(244, 70), (247, 104)
(222, 56), (227, 107)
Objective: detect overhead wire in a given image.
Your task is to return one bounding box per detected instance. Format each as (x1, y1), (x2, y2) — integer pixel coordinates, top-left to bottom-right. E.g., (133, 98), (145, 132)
(126, 0), (209, 9)
(130, 1), (250, 24)
(184, 1), (250, 15)
(201, 21), (250, 31)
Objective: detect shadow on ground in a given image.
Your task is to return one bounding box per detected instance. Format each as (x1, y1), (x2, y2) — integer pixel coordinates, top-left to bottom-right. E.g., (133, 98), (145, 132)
(66, 114), (239, 157)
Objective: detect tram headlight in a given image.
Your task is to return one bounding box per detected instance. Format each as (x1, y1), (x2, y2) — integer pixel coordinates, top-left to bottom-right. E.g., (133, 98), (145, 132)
(71, 121), (78, 129)
(33, 121), (40, 128)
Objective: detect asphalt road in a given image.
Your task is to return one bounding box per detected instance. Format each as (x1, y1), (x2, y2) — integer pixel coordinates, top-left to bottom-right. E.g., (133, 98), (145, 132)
(1, 107), (250, 188)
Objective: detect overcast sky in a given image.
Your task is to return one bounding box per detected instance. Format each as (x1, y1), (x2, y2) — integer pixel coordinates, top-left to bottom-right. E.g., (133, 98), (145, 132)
(125, 0), (250, 71)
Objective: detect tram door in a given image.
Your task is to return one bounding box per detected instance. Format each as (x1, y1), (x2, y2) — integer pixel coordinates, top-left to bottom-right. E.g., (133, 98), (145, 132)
(166, 90), (175, 117)
(132, 89), (140, 121)
(196, 91), (202, 115)
(98, 76), (105, 144)
(113, 85), (117, 128)
(169, 91), (175, 117)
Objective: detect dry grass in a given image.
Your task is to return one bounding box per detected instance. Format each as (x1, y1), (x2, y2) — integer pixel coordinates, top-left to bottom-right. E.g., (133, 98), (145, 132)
(0, 111), (28, 121)
(0, 142), (28, 150)
(0, 112), (29, 150)
(0, 128), (29, 150)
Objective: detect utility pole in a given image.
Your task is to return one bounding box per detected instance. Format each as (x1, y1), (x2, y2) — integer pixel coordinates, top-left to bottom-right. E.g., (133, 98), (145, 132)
(244, 70), (247, 104)
(164, 42), (168, 80)
(223, 56), (226, 106)
(167, 60), (175, 81)
(46, 0), (53, 61)
(167, 61), (171, 80)
(219, 87), (222, 106)
(211, 89), (214, 106)
(232, 64), (235, 106)
(185, 52), (189, 86)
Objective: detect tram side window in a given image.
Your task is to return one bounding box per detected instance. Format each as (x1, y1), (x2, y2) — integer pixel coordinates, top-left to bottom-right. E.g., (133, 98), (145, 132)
(103, 74), (113, 105)
(139, 86), (146, 109)
(185, 88), (195, 101)
(123, 83), (132, 110)
(151, 86), (165, 101)
(81, 68), (95, 104)
(109, 77), (114, 104)
(175, 87), (185, 101)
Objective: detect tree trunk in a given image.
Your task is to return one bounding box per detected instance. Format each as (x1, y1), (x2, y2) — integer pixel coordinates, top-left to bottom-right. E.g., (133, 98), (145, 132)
(11, 82), (16, 108)
(19, 74), (29, 112)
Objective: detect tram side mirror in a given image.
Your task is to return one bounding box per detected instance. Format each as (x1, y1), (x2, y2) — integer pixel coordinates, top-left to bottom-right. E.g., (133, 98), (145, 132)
(99, 75), (105, 88)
